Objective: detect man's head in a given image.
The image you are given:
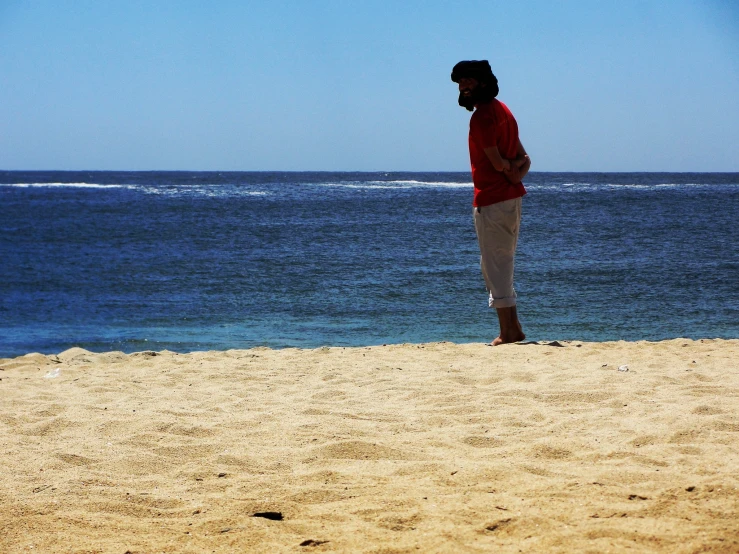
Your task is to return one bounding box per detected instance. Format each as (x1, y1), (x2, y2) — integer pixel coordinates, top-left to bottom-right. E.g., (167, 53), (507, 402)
(451, 60), (499, 111)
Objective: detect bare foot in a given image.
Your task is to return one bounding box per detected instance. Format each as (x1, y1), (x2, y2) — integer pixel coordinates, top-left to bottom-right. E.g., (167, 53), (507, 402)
(491, 330), (526, 346)
(491, 306), (525, 346)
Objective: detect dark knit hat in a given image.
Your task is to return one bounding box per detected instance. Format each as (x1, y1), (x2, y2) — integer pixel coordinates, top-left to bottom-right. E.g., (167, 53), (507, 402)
(451, 60), (497, 86)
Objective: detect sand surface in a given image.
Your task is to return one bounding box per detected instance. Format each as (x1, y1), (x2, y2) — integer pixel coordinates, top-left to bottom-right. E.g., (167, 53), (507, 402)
(1, 339), (738, 553)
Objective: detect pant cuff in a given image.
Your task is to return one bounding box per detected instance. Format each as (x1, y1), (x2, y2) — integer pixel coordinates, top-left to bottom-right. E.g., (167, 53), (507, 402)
(489, 294), (517, 309)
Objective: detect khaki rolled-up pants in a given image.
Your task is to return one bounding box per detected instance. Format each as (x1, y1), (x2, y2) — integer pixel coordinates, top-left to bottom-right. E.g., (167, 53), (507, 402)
(473, 197), (521, 308)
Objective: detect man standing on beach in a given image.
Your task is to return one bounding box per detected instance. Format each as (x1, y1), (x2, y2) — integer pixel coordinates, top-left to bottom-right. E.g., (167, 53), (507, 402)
(452, 60), (531, 345)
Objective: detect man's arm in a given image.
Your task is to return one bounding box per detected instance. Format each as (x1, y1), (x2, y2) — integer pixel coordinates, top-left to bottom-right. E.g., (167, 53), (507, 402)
(483, 140), (531, 183)
(482, 146), (512, 172)
(504, 139), (531, 183)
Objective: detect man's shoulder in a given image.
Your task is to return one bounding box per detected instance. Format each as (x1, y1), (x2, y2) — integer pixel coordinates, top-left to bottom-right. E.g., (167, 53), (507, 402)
(494, 99), (516, 121)
(472, 101), (501, 125)
(488, 99), (511, 116)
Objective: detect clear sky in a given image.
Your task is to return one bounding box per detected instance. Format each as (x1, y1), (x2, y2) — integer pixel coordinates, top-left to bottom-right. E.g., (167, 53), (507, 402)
(1, 0), (737, 172)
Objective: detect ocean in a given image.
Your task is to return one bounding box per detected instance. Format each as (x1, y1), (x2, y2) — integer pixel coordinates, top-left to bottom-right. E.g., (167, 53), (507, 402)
(1, 171), (737, 357)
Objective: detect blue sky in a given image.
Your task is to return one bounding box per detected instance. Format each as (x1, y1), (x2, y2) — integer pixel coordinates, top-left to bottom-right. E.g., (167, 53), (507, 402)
(1, 1), (737, 171)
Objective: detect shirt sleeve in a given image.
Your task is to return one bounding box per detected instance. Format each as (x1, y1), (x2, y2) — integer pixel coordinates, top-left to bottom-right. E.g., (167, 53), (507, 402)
(470, 110), (501, 150)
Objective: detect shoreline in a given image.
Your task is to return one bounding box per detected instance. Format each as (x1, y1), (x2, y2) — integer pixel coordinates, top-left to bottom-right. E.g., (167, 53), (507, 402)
(4, 336), (738, 360)
(2, 339), (737, 552)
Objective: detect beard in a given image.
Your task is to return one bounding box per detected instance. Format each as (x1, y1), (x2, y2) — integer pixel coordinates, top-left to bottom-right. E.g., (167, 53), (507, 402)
(457, 87), (481, 112)
(458, 86), (487, 111)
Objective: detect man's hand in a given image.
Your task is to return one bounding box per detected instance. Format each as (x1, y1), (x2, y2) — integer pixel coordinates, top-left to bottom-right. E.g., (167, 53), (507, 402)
(504, 155), (530, 183)
(503, 164), (522, 184)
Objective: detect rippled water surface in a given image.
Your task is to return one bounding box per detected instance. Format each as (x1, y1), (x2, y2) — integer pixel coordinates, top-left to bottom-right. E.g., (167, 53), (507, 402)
(1, 171), (737, 356)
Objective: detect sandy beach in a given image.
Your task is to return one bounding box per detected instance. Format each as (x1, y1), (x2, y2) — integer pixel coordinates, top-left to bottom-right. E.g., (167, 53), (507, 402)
(1, 339), (737, 553)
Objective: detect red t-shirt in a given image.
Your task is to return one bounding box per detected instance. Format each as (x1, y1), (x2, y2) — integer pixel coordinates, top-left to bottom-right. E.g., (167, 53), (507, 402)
(468, 99), (527, 207)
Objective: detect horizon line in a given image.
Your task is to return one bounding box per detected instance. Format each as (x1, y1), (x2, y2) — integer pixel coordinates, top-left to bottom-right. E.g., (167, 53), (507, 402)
(2, 169), (739, 174)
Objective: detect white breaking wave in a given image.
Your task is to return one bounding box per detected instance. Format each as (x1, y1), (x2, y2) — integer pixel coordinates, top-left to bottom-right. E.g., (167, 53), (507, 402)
(3, 180), (728, 195)
(526, 182), (722, 192)
(134, 185), (269, 197)
(0, 182), (129, 189)
(378, 180), (470, 187)
(0, 182), (270, 197)
(319, 180), (471, 189)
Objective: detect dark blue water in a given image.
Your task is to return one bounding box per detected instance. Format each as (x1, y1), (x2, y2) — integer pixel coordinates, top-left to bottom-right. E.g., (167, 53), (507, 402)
(1, 171), (737, 356)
